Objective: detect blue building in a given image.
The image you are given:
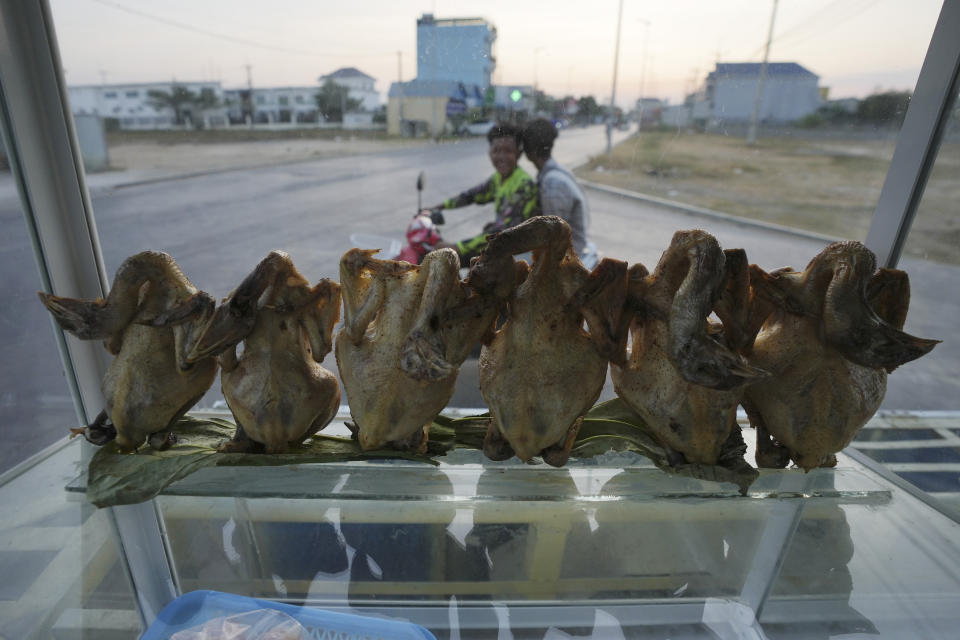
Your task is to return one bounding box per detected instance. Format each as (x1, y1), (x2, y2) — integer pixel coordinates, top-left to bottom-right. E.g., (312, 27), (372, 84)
(416, 13), (496, 88)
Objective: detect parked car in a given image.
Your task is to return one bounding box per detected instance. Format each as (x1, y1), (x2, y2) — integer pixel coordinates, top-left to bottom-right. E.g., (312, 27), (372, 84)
(459, 120), (494, 136)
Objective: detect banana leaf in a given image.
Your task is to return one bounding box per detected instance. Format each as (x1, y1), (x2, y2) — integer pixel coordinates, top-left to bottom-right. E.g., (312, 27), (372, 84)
(83, 399), (757, 507)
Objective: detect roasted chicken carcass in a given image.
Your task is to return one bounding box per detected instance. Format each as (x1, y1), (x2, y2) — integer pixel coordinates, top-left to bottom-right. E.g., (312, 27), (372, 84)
(38, 251), (217, 451)
(187, 251), (341, 453)
(743, 241), (939, 470)
(335, 247), (518, 452)
(610, 230), (768, 466)
(469, 216), (628, 466)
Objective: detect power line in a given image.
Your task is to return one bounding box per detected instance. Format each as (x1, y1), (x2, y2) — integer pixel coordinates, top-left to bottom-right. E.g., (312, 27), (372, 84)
(89, 0), (396, 58)
(774, 0), (879, 48)
(742, 0), (879, 61)
(771, 0), (848, 44)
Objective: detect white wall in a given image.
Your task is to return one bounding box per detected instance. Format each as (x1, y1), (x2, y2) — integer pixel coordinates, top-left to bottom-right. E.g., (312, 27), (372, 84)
(66, 82), (223, 129)
(713, 75), (821, 122)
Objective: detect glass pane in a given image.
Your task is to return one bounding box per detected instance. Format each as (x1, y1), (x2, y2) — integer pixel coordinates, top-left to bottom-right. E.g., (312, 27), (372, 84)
(45, 0), (942, 414)
(859, 83), (960, 514)
(14, 2), (955, 636)
(152, 448), (960, 637)
(0, 143), (80, 473)
(0, 440), (138, 637)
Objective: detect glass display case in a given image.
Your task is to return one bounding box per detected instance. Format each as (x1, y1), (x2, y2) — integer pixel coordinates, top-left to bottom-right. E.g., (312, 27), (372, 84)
(1, 0), (959, 637)
(66, 419), (960, 638)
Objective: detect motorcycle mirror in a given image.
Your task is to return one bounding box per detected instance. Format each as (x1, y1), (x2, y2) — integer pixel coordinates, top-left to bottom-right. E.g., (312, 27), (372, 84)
(416, 171), (425, 192)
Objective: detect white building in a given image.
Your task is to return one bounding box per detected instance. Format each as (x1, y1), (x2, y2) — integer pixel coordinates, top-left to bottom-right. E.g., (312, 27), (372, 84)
(317, 67), (379, 111)
(67, 81), (225, 130)
(66, 76), (380, 129)
(702, 62), (822, 124)
(223, 86), (320, 124)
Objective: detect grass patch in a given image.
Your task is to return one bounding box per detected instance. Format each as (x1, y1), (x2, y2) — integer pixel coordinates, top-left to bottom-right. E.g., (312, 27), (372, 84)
(576, 131), (959, 265)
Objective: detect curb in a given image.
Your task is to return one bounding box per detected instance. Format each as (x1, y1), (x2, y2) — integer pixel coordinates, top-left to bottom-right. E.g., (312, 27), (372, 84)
(580, 179), (843, 244)
(88, 155), (343, 191)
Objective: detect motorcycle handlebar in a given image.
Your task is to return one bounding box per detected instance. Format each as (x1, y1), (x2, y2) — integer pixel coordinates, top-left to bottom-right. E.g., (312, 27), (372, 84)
(418, 208), (445, 225)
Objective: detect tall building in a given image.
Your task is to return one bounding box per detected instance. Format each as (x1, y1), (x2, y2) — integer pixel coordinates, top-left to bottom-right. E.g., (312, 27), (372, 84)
(416, 13), (496, 88)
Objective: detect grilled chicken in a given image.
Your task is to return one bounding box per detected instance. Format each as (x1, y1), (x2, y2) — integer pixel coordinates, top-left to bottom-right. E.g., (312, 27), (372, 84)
(743, 241), (939, 470)
(187, 251), (341, 453)
(38, 251), (217, 451)
(469, 216), (628, 466)
(611, 230), (767, 465)
(335, 247), (517, 452)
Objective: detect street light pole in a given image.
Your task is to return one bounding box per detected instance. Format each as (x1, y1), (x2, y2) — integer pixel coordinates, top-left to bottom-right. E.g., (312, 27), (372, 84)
(607, 0), (624, 153)
(534, 46), (544, 92)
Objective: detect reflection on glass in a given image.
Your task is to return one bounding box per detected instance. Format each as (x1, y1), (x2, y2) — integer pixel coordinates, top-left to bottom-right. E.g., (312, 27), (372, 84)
(0, 167), (81, 473)
(0, 442), (138, 636)
(154, 454), (960, 637)
(866, 85), (960, 514)
(763, 474), (875, 639)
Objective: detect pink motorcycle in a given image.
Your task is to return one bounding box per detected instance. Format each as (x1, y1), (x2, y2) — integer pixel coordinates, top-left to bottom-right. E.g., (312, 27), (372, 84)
(350, 171), (446, 265)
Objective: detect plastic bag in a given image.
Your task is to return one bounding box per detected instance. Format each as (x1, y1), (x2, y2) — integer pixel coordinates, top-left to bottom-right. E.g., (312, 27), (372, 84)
(170, 608), (308, 640)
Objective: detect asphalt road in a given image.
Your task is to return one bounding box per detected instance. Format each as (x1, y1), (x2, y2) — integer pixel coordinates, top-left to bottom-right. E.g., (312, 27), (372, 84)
(1, 124), (956, 473)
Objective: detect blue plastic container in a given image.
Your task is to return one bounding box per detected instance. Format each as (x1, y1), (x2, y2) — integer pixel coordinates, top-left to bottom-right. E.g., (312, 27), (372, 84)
(140, 590), (436, 640)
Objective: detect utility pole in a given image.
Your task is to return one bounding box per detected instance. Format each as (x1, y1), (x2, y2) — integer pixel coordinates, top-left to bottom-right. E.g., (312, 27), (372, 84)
(244, 64), (253, 128)
(606, 0), (623, 153)
(534, 46), (544, 93)
(747, 0), (778, 145)
(397, 51), (404, 135)
(637, 19), (651, 129)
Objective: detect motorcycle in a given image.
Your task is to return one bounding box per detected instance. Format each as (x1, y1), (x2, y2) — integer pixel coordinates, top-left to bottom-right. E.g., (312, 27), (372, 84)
(349, 171), (600, 269)
(349, 171), (446, 265)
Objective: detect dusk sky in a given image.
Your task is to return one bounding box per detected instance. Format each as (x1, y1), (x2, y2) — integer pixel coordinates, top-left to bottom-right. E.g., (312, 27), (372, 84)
(50, 0), (943, 107)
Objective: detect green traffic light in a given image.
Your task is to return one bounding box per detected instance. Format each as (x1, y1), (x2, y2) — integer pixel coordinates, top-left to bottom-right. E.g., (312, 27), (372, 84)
(510, 89), (522, 102)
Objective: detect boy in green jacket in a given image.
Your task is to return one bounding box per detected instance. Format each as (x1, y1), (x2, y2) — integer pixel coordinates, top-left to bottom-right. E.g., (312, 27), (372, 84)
(425, 122), (538, 261)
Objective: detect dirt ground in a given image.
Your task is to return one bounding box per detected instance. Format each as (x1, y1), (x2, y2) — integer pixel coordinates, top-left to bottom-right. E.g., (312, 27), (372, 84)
(103, 132), (419, 174)
(577, 130), (960, 265)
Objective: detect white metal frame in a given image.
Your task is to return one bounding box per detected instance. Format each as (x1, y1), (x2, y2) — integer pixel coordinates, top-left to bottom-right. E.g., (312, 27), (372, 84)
(0, 0), (178, 631)
(865, 0), (960, 267)
(1, 0), (958, 635)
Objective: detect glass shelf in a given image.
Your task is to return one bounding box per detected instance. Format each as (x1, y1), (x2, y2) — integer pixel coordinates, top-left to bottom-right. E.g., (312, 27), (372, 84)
(68, 422), (960, 638)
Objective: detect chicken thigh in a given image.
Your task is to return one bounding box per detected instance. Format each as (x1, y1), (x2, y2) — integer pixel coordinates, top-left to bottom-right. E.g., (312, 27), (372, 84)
(335, 247), (517, 452)
(742, 241), (939, 470)
(469, 216), (628, 466)
(38, 251), (217, 451)
(610, 230), (767, 465)
(187, 251), (341, 453)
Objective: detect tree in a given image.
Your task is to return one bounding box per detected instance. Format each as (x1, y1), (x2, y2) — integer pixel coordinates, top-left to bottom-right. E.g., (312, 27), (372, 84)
(575, 95), (602, 124)
(857, 91), (911, 126)
(533, 90), (555, 115)
(146, 84), (198, 126)
(314, 79), (362, 123)
(193, 88), (222, 129)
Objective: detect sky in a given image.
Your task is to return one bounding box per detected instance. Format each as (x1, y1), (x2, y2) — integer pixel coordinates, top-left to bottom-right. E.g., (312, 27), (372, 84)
(50, 0), (944, 108)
